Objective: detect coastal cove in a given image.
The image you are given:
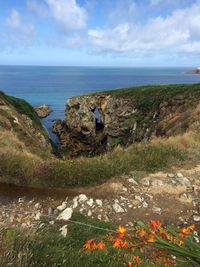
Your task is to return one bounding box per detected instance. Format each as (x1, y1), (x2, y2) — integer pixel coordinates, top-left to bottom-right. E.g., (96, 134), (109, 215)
(1, 66), (200, 143)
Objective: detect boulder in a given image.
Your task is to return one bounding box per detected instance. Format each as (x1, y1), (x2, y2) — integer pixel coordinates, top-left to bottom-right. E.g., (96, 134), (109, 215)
(34, 104), (52, 118)
(57, 208), (73, 221)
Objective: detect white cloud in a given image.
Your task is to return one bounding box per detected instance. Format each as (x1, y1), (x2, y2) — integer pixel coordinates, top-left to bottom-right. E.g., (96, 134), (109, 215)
(45, 0), (87, 31)
(27, 0), (49, 17)
(88, 1), (200, 55)
(6, 9), (34, 34)
(28, 0), (87, 32)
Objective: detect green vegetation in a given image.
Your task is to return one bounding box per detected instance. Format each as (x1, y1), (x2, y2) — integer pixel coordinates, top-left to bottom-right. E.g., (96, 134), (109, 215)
(100, 83), (200, 112)
(0, 213), (195, 267)
(0, 213), (118, 267)
(0, 214), (190, 267)
(0, 91), (40, 125)
(0, 131), (197, 187)
(1, 84), (200, 187)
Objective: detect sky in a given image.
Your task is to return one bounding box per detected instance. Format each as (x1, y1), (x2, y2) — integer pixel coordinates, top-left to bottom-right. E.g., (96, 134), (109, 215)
(0, 0), (200, 67)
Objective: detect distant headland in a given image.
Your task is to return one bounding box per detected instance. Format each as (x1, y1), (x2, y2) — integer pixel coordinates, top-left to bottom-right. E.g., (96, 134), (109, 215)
(187, 67), (200, 74)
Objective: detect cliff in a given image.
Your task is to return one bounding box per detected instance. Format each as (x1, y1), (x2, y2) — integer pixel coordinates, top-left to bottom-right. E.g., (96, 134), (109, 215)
(0, 91), (52, 158)
(53, 83), (200, 156)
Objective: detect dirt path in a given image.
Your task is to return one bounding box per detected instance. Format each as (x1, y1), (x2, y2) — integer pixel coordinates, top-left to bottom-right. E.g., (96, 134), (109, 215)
(1, 164), (200, 229)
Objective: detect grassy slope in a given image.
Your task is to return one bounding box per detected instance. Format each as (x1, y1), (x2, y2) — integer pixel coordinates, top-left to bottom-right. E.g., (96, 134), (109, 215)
(100, 83), (200, 111)
(0, 91), (51, 159)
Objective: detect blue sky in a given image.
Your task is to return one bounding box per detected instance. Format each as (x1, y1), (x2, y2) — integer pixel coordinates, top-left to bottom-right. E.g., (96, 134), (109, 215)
(0, 0), (200, 66)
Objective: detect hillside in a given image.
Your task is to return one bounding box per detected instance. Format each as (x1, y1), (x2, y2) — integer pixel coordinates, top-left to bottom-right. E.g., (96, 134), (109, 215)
(0, 91), (52, 157)
(53, 83), (200, 156)
(1, 85), (200, 266)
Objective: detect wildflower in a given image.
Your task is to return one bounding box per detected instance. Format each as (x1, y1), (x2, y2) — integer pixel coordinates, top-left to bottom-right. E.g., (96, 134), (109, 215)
(84, 239), (95, 251)
(113, 238), (122, 249)
(128, 261), (132, 267)
(180, 224), (195, 235)
(91, 242), (98, 250)
(97, 240), (106, 250)
(147, 234), (156, 243)
(138, 228), (146, 237)
(117, 226), (127, 237)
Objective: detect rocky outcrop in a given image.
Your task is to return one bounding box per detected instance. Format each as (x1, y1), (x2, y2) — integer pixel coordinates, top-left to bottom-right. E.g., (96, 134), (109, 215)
(53, 84), (200, 156)
(53, 95), (139, 156)
(34, 104), (52, 118)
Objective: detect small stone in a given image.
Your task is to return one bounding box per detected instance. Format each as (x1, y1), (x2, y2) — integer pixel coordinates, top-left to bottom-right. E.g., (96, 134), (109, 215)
(140, 178), (150, 187)
(179, 193), (188, 201)
(35, 203), (41, 209)
(87, 198), (94, 207)
(34, 211), (42, 220)
(78, 194), (88, 203)
(87, 210), (92, 217)
(134, 195), (143, 203)
(167, 173), (175, 178)
(48, 207), (53, 215)
(123, 186), (128, 192)
(177, 172), (184, 178)
(98, 214), (102, 220)
(193, 215), (200, 222)
(113, 203), (124, 213)
(128, 178), (138, 185)
(95, 199), (103, 207)
(18, 198), (24, 203)
(59, 225), (68, 237)
(57, 201), (67, 211)
(176, 177), (191, 187)
(142, 201), (148, 208)
(72, 197), (78, 209)
(57, 208), (73, 221)
(152, 206), (162, 214)
(151, 179), (163, 187)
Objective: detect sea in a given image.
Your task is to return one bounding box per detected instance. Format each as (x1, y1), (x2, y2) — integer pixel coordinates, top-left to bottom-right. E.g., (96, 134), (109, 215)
(0, 65), (200, 143)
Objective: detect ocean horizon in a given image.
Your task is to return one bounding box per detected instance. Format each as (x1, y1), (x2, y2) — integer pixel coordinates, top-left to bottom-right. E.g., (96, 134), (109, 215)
(0, 65), (200, 142)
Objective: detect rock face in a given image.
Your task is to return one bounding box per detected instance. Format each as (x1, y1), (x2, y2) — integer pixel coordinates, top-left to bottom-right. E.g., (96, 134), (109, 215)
(53, 85), (200, 156)
(34, 104), (52, 118)
(53, 95), (138, 155)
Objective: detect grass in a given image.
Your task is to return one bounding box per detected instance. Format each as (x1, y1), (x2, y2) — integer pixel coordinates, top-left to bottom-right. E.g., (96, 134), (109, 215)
(0, 213), (119, 267)
(0, 213), (195, 267)
(99, 83), (200, 112)
(1, 84), (200, 187)
(1, 129), (199, 187)
(0, 91), (40, 125)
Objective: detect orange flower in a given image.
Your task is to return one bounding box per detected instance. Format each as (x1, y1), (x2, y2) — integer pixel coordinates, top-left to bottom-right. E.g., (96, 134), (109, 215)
(180, 224), (195, 235)
(138, 228), (146, 237)
(121, 240), (129, 249)
(188, 224), (195, 232)
(128, 261), (132, 267)
(113, 238), (122, 249)
(133, 255), (143, 267)
(84, 239), (95, 251)
(97, 241), (106, 250)
(91, 242), (98, 250)
(117, 226), (127, 237)
(147, 234), (156, 243)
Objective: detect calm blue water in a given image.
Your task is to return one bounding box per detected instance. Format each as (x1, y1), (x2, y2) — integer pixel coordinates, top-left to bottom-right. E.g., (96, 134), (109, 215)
(0, 65), (200, 143)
